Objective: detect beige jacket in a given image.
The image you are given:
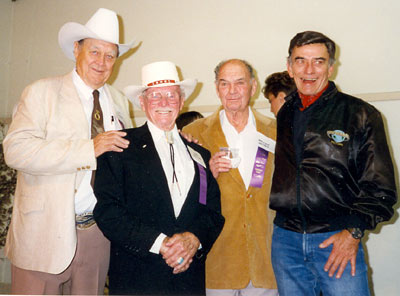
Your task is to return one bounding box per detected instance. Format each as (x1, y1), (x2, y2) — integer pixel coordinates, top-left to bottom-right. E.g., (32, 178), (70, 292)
(3, 71), (132, 274)
(183, 107), (277, 289)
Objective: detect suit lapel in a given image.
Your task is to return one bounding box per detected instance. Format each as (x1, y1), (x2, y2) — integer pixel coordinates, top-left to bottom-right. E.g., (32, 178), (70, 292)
(135, 124), (177, 221)
(59, 72), (89, 138)
(104, 84), (131, 129)
(59, 72), (90, 189)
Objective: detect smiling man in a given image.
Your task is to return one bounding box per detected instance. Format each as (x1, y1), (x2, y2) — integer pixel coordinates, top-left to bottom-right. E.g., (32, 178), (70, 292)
(269, 31), (397, 296)
(183, 59), (278, 296)
(3, 8), (134, 294)
(93, 61), (224, 295)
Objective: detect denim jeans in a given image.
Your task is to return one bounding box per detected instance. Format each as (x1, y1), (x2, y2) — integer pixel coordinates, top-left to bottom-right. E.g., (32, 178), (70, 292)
(271, 225), (370, 296)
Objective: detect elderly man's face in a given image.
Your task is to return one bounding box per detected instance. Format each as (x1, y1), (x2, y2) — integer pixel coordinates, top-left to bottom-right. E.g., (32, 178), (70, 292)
(139, 85), (184, 131)
(74, 38), (118, 90)
(216, 61), (257, 113)
(287, 43), (334, 96)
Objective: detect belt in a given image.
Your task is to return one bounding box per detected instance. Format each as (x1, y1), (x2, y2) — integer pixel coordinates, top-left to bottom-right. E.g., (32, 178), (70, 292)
(75, 212), (96, 230)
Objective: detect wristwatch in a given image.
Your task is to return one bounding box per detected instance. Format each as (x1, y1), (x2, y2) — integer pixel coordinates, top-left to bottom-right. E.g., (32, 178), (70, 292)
(346, 228), (364, 239)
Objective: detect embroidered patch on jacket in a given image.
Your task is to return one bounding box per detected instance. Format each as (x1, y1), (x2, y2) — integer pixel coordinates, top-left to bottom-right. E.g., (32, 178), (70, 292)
(327, 130), (350, 146)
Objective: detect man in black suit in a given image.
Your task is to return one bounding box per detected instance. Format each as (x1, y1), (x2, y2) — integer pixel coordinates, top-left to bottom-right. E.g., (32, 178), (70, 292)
(93, 61), (224, 295)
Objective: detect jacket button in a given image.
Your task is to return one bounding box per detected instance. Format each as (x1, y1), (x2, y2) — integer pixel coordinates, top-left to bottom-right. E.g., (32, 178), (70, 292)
(86, 165), (91, 169)
(77, 168), (81, 171)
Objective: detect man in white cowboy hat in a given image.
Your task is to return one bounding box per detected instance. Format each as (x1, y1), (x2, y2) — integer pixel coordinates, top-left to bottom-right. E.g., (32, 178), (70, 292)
(183, 59), (278, 296)
(93, 61), (224, 295)
(3, 8), (134, 294)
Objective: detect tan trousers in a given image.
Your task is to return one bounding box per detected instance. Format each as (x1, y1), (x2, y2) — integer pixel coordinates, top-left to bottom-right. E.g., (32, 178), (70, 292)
(11, 223), (110, 295)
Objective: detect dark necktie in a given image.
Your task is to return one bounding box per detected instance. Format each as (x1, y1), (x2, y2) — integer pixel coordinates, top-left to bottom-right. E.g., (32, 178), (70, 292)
(165, 131), (181, 196)
(91, 90), (104, 188)
(91, 90), (104, 138)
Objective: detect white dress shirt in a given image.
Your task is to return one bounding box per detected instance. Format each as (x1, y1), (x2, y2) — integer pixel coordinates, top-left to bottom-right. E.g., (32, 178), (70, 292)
(220, 107), (259, 190)
(147, 120), (195, 253)
(72, 69), (122, 215)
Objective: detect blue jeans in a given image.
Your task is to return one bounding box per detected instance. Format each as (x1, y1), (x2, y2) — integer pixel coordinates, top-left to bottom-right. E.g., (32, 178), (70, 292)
(271, 226), (370, 296)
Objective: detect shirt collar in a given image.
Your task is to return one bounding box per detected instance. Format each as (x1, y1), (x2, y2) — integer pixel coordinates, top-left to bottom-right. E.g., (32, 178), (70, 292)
(147, 120), (180, 144)
(219, 106), (255, 134)
(72, 68), (104, 101)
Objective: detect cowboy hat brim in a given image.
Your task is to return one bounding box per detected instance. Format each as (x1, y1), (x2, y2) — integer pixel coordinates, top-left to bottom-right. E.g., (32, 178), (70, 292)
(58, 22), (135, 61)
(124, 79), (198, 108)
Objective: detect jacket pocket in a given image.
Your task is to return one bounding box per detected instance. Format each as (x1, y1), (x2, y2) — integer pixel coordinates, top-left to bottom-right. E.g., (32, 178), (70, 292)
(18, 195), (44, 214)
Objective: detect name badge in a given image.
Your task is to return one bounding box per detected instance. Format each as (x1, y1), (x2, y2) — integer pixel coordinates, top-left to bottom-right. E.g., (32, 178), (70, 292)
(188, 146), (206, 168)
(258, 133), (276, 154)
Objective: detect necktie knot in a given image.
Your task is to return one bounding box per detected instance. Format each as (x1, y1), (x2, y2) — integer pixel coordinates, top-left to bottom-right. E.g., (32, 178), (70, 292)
(91, 89), (104, 139)
(93, 89), (100, 101)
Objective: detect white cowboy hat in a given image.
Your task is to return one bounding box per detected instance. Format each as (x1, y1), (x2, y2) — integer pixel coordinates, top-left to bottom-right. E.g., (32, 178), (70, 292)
(58, 8), (135, 61)
(124, 61), (197, 107)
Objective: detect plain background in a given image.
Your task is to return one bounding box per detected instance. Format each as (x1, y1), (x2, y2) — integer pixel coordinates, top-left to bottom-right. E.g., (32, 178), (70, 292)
(1, 1), (399, 295)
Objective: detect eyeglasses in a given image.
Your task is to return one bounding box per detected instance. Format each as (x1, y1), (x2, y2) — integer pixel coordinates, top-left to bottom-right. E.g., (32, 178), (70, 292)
(144, 91), (181, 104)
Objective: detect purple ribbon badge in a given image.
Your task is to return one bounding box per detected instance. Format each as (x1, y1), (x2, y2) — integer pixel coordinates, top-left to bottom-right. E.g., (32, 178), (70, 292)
(249, 146), (269, 188)
(196, 163), (207, 205)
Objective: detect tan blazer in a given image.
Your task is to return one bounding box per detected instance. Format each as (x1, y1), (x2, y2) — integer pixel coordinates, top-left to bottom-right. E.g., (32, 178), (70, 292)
(183, 107), (277, 289)
(3, 71), (132, 274)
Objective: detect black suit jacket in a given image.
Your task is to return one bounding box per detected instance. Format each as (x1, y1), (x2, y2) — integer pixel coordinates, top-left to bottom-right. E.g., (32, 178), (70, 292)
(94, 123), (224, 295)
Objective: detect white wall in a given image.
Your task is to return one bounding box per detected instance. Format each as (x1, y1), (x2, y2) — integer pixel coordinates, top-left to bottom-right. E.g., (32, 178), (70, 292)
(1, 0), (400, 294)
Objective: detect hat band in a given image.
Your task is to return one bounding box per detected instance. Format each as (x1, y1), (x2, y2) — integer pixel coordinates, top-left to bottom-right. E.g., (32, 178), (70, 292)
(147, 79), (176, 87)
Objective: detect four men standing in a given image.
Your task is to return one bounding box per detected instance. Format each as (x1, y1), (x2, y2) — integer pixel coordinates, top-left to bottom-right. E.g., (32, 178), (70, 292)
(3, 5), (398, 295)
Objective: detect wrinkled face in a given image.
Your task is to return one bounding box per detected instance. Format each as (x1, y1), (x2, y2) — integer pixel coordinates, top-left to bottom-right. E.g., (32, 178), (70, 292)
(140, 85), (184, 131)
(216, 61), (257, 113)
(267, 91), (286, 117)
(287, 43), (334, 96)
(74, 38), (118, 89)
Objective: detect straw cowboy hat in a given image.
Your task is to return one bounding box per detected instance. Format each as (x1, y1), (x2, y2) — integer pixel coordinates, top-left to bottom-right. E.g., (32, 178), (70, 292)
(58, 8), (135, 61)
(124, 61), (197, 107)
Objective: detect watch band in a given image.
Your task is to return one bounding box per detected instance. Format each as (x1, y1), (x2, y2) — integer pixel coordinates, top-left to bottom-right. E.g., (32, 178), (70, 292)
(346, 227), (364, 239)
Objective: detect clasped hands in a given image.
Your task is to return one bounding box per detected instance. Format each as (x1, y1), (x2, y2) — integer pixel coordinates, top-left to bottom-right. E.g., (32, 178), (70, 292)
(160, 232), (200, 274)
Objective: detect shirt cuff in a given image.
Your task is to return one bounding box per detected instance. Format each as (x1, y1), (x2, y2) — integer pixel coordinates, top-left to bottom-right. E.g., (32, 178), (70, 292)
(149, 233), (167, 254)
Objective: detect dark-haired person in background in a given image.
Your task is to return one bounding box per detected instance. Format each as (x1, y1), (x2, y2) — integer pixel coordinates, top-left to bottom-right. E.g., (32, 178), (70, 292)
(262, 71), (296, 117)
(270, 31), (397, 296)
(176, 111), (204, 130)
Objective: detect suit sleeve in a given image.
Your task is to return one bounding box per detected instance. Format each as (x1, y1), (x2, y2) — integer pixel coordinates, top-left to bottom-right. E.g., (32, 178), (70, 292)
(352, 110), (397, 230)
(93, 150), (162, 256)
(3, 80), (96, 175)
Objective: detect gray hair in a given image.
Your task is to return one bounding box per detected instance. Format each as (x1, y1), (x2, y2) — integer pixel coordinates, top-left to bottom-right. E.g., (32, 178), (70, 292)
(214, 59), (255, 82)
(287, 31), (336, 66)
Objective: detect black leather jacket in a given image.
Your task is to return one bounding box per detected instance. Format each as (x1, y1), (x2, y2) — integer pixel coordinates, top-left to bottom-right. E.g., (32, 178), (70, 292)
(270, 82), (397, 233)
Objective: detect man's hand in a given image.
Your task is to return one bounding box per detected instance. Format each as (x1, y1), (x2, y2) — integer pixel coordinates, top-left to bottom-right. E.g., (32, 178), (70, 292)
(179, 130), (200, 145)
(93, 131), (129, 157)
(160, 232), (200, 274)
(319, 230), (361, 278)
(209, 151), (232, 178)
